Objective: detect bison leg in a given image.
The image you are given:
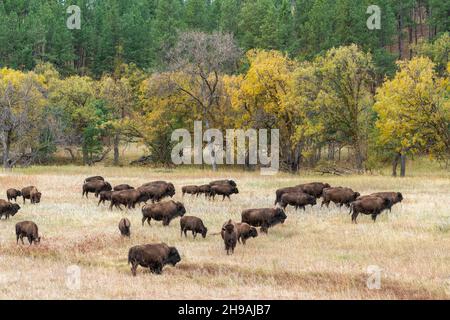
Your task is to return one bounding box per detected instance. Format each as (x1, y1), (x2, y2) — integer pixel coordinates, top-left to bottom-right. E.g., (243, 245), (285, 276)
(193, 231), (197, 238)
(141, 216), (147, 226)
(16, 234), (19, 244)
(131, 262), (138, 276)
(351, 211), (359, 224)
(27, 236), (33, 246)
(163, 218), (170, 226)
(242, 238), (246, 245)
(371, 214), (378, 222)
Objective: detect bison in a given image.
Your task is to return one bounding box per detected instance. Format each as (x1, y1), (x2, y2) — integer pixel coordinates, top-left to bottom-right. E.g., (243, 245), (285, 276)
(109, 189), (144, 210)
(181, 185), (199, 197)
(114, 184), (135, 192)
(197, 184), (212, 198)
(370, 192), (403, 211)
(6, 188), (22, 202)
(221, 220), (238, 255)
(119, 218), (131, 237)
(141, 200), (186, 226)
(210, 184), (239, 201)
(82, 180), (112, 198)
(0, 200), (21, 220)
(21, 186), (42, 204)
(139, 183), (175, 203)
(280, 192), (317, 210)
(235, 222), (258, 245)
(180, 216), (207, 238)
(350, 196), (391, 223)
(241, 207), (287, 233)
(128, 243), (181, 275)
(209, 179), (237, 187)
(321, 187), (360, 208)
(98, 191), (114, 206)
(274, 186), (303, 205)
(16, 221), (40, 245)
(296, 182), (331, 198)
(84, 176), (105, 183)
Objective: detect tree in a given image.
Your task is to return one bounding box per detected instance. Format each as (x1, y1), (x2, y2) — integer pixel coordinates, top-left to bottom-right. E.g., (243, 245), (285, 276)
(0, 68), (46, 168)
(413, 32), (449, 76)
(374, 56), (449, 176)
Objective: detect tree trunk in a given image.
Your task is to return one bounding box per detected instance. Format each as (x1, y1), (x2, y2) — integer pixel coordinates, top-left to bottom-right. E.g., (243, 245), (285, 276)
(113, 133), (120, 166)
(1, 131), (12, 169)
(400, 153), (406, 177)
(397, 11), (403, 59)
(82, 146), (89, 166)
(392, 152), (401, 176)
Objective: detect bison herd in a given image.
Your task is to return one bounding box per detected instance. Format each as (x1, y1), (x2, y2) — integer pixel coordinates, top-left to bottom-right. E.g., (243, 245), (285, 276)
(0, 176), (403, 276)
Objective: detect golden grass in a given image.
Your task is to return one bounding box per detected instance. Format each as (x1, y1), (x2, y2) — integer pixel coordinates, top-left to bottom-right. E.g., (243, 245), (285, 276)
(0, 166), (449, 299)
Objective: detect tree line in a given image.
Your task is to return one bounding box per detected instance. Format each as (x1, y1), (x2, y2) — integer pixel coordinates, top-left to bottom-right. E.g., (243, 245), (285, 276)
(0, 1), (449, 175)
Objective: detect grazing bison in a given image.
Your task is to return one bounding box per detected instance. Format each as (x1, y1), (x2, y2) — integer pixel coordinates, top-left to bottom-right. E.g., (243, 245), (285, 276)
(370, 192), (403, 211)
(98, 191), (114, 206)
(350, 196), (391, 223)
(235, 222), (258, 245)
(21, 186), (42, 204)
(209, 179), (237, 187)
(321, 187), (360, 208)
(110, 189), (145, 210)
(114, 184), (135, 192)
(119, 218), (131, 237)
(241, 208), (287, 233)
(128, 243), (181, 275)
(197, 184), (212, 198)
(274, 186), (303, 205)
(139, 183), (175, 203)
(210, 184), (239, 200)
(296, 182), (331, 198)
(181, 185), (199, 197)
(141, 200), (186, 226)
(16, 221), (40, 245)
(280, 192), (317, 210)
(82, 180), (112, 198)
(180, 216), (207, 238)
(221, 220), (238, 255)
(84, 176), (105, 183)
(0, 200), (20, 220)
(6, 189), (22, 202)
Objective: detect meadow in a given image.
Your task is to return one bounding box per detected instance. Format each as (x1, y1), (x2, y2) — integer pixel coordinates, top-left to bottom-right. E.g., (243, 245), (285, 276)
(0, 163), (449, 299)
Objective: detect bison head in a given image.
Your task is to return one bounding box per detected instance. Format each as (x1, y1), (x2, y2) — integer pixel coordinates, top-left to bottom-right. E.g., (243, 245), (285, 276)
(167, 183), (176, 197)
(176, 202), (186, 216)
(167, 247), (181, 266)
(16, 190), (22, 197)
(274, 208), (287, 224)
(232, 187), (239, 194)
(228, 180), (237, 187)
(249, 227), (258, 238)
(324, 183), (331, 188)
(396, 192), (403, 202)
(353, 192), (361, 200)
(34, 236), (41, 244)
(10, 203), (20, 216)
(104, 182), (113, 191)
(35, 192), (42, 203)
(201, 226), (208, 238)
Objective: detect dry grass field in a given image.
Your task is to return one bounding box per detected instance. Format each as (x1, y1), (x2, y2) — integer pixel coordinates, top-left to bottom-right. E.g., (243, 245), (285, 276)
(0, 164), (449, 300)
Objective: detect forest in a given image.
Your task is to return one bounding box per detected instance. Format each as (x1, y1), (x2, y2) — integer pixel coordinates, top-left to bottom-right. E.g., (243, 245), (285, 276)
(0, 0), (449, 176)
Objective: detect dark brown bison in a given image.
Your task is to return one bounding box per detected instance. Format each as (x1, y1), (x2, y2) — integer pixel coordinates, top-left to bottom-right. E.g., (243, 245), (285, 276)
(84, 176), (105, 183)
(370, 192), (403, 211)
(98, 191), (114, 206)
(140, 181), (171, 188)
(350, 196), (391, 223)
(241, 208), (287, 233)
(119, 218), (131, 237)
(139, 183), (175, 203)
(21, 186), (42, 204)
(16, 221), (40, 245)
(128, 243), (181, 275)
(181, 185), (199, 196)
(280, 192), (317, 210)
(197, 184), (212, 198)
(221, 220), (238, 255)
(180, 216), (207, 238)
(6, 188), (22, 202)
(274, 186), (303, 204)
(235, 222), (258, 245)
(141, 200), (186, 226)
(0, 200), (20, 220)
(114, 184), (135, 192)
(210, 184), (239, 200)
(296, 182), (331, 198)
(82, 180), (112, 198)
(110, 189), (145, 210)
(321, 187), (360, 208)
(210, 179), (237, 187)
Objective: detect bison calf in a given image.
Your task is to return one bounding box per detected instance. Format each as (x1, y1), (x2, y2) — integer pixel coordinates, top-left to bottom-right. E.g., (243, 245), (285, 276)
(6, 189), (22, 202)
(221, 220), (238, 255)
(128, 243), (181, 275)
(236, 222), (258, 245)
(241, 208), (287, 233)
(321, 187), (360, 208)
(182, 185), (199, 197)
(16, 221), (40, 245)
(21, 186), (42, 204)
(280, 192), (316, 211)
(180, 216), (207, 238)
(119, 218), (131, 237)
(350, 196), (391, 223)
(210, 184), (239, 201)
(82, 180), (112, 198)
(142, 200), (186, 226)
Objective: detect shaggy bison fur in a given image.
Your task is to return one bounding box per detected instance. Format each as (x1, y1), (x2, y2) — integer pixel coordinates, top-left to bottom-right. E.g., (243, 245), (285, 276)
(128, 243), (181, 275)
